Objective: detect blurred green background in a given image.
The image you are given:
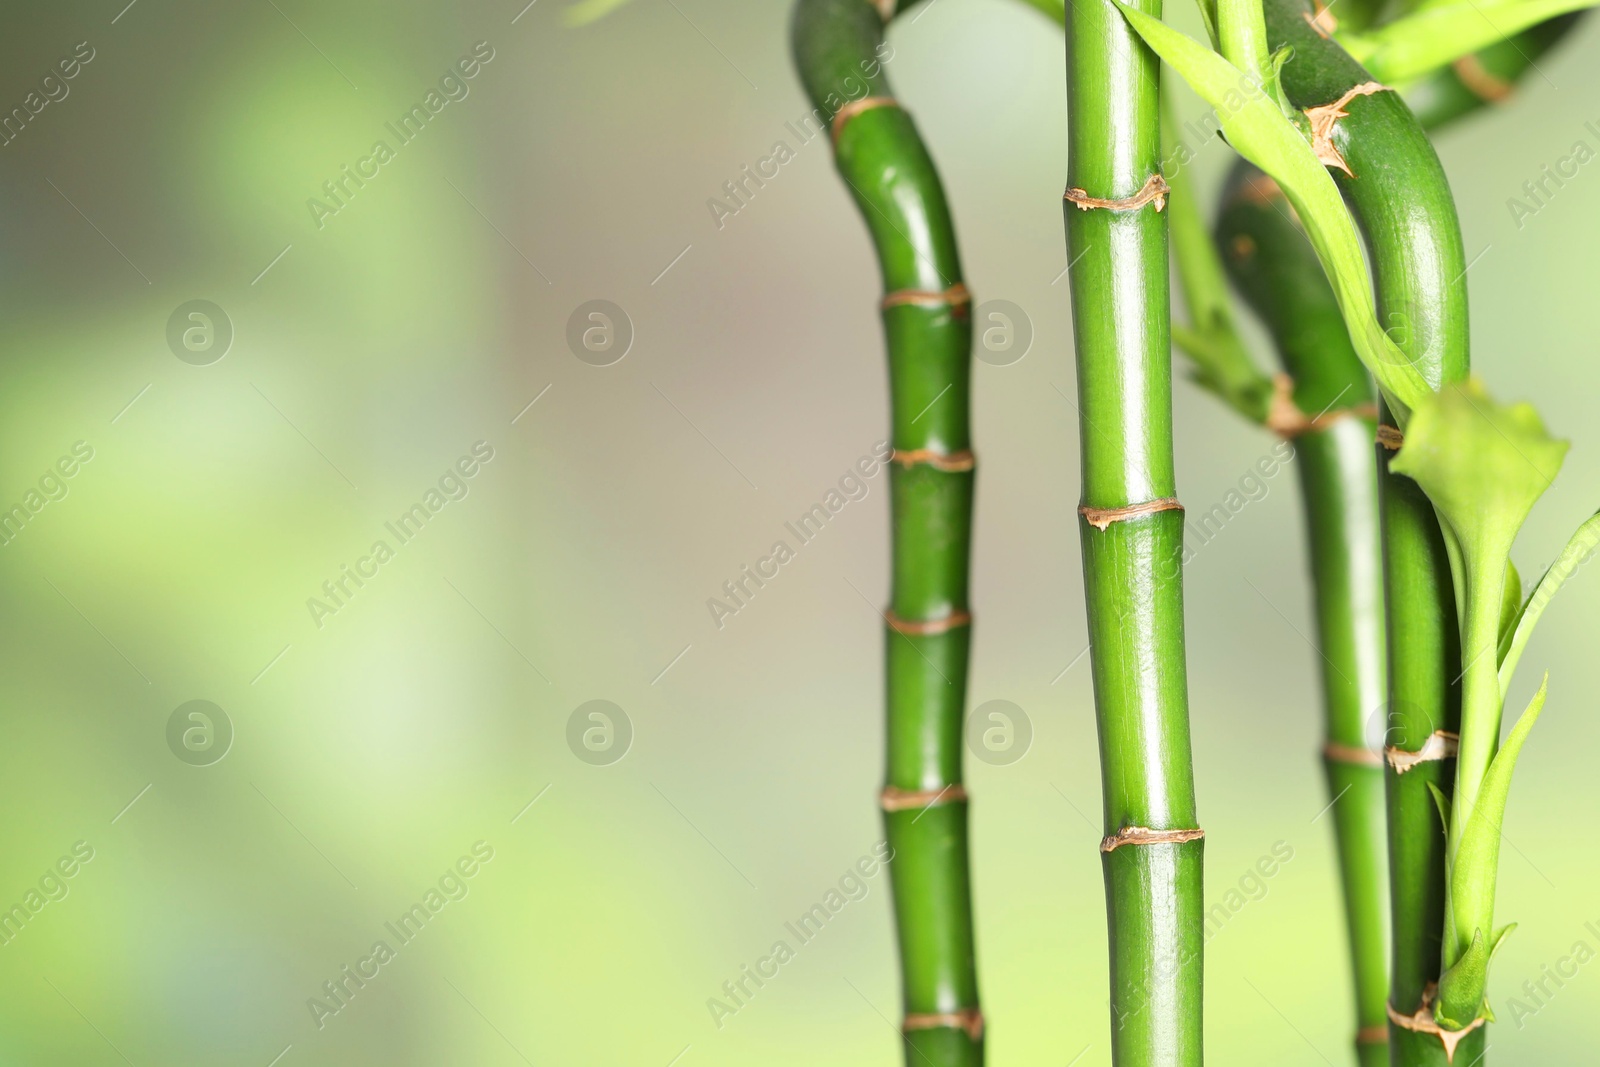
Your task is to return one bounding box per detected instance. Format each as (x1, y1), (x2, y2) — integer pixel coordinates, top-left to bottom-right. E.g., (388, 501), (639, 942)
(0, 1), (1596, 1064)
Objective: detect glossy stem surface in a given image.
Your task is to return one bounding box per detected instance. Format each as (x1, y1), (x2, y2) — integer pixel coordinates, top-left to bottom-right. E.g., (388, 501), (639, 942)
(792, 2), (981, 1064)
(1066, 2), (1202, 1063)
(1264, 2), (1471, 1061)
(1216, 160), (1390, 1067)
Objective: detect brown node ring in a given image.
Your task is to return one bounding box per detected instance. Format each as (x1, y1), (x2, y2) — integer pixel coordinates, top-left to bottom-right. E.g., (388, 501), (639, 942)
(1079, 497), (1183, 531)
(893, 448), (976, 472)
(885, 608), (972, 635)
(1065, 173), (1170, 213)
(903, 1007), (984, 1042)
(1267, 375), (1379, 438)
(1304, 82), (1391, 177)
(1100, 826), (1205, 853)
(1387, 984), (1486, 1063)
(1376, 424), (1405, 451)
(1454, 55), (1513, 104)
(1386, 730), (1459, 775)
(881, 784), (969, 812)
(1356, 1023), (1388, 1046)
(871, 0), (898, 20)
(830, 96), (900, 147)
(882, 282), (971, 319)
(1324, 740), (1384, 768)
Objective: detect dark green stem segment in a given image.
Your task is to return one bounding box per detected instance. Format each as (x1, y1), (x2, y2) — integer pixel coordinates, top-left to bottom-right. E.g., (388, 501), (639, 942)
(1067, 2), (1202, 1063)
(1264, 2), (1472, 1061)
(1216, 161), (1389, 1067)
(792, 3), (981, 1064)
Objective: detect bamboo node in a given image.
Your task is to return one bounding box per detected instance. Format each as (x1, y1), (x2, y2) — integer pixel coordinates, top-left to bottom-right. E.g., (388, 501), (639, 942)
(1376, 424), (1404, 451)
(1304, 82), (1391, 177)
(1078, 497), (1183, 531)
(893, 448), (976, 472)
(1356, 1023), (1388, 1046)
(1323, 740), (1384, 768)
(1387, 985), (1486, 1062)
(1304, 0), (1338, 37)
(881, 784), (969, 812)
(884, 608), (972, 635)
(1266, 374), (1379, 437)
(1454, 55), (1514, 104)
(1386, 730), (1459, 774)
(903, 1007), (984, 1041)
(830, 96), (900, 146)
(870, 0), (897, 21)
(882, 281), (971, 317)
(1064, 173), (1169, 213)
(1100, 826), (1205, 853)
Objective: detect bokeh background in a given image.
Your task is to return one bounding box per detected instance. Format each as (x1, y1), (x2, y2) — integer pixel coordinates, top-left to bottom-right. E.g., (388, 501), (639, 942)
(0, 1), (1597, 1064)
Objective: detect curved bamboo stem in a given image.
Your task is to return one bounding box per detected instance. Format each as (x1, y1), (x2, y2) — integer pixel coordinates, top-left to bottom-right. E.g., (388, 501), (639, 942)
(1263, 2), (1472, 1061)
(792, 2), (981, 1064)
(1214, 160), (1390, 1067)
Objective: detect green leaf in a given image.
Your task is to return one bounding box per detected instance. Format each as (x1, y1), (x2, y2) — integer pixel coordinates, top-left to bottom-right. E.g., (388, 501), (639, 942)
(1436, 927), (1488, 1030)
(1498, 559), (1522, 650)
(1427, 781), (1452, 838)
(1337, 0), (1600, 83)
(1112, 2), (1431, 422)
(1499, 508), (1600, 694)
(1389, 380), (1568, 581)
(1446, 675), (1548, 996)
(565, 0), (640, 27)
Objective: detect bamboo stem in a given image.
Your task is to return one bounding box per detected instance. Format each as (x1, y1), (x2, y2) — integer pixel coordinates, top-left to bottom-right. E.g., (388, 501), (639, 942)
(792, 2), (981, 1063)
(1213, 161), (1389, 1067)
(1066, 2), (1203, 1062)
(1262, 2), (1472, 1061)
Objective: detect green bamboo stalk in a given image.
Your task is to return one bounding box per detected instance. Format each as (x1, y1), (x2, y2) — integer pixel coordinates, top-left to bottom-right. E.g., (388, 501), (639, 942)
(792, 3), (981, 1064)
(1403, 15), (1583, 129)
(1212, 162), (1390, 1067)
(1065, 3), (1203, 1063)
(1261, 3), (1472, 1061)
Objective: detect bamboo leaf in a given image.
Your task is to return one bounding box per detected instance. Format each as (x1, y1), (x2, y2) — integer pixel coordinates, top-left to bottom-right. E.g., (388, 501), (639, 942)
(1427, 781), (1452, 837)
(1338, 0), (1600, 83)
(1498, 559), (1522, 649)
(1389, 380), (1568, 591)
(1499, 509), (1600, 693)
(1441, 674), (1549, 1024)
(1112, 3), (1431, 421)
